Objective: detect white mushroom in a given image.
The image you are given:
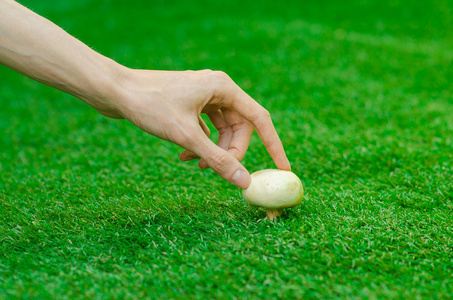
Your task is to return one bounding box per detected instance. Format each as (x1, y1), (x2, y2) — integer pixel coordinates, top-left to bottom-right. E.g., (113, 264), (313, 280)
(242, 169), (304, 220)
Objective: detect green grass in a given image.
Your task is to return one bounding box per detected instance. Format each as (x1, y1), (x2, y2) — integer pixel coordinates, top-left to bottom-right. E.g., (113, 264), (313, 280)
(1, 0), (453, 298)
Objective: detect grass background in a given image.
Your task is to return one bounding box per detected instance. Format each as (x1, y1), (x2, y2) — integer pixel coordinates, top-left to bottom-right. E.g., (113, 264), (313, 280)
(1, 0), (453, 298)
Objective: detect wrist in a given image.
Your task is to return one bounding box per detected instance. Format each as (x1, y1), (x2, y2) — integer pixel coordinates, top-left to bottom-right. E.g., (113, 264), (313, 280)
(79, 57), (130, 118)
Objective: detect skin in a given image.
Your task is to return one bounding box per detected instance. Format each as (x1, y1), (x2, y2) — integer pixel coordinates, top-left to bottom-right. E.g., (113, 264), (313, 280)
(0, 0), (291, 188)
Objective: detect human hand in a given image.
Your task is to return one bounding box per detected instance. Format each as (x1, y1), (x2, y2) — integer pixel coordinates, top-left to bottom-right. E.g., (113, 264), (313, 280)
(0, 2), (289, 188)
(103, 69), (291, 188)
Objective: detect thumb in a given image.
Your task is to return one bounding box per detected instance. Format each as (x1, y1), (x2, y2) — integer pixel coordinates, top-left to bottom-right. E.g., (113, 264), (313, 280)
(191, 133), (251, 189)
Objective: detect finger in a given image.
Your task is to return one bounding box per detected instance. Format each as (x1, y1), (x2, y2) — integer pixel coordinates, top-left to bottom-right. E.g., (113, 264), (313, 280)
(179, 150), (199, 161)
(198, 115), (211, 137)
(189, 127), (251, 188)
(209, 74), (290, 170)
(229, 89), (291, 171)
(179, 116), (211, 161)
(222, 108), (253, 161)
(198, 110), (233, 169)
(207, 110), (232, 150)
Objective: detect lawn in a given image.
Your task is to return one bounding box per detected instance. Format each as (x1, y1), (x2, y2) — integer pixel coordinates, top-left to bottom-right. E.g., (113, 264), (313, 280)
(1, 0), (453, 298)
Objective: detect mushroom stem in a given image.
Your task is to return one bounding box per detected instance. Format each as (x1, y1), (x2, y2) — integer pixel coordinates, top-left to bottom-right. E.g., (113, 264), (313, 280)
(266, 208), (283, 221)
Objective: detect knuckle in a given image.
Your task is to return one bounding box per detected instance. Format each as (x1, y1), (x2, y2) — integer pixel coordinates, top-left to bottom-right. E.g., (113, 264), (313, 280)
(231, 120), (252, 133)
(199, 70), (233, 96)
(252, 108), (271, 124)
(207, 71), (234, 97)
(208, 71), (231, 86)
(228, 146), (243, 160)
(260, 108), (271, 119)
(199, 69), (213, 74)
(209, 152), (231, 172)
(266, 139), (280, 152)
(217, 125), (232, 136)
(212, 70), (230, 80)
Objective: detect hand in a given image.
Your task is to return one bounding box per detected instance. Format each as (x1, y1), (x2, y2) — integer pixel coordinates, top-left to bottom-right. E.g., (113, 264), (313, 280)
(102, 69), (291, 188)
(0, 1), (290, 188)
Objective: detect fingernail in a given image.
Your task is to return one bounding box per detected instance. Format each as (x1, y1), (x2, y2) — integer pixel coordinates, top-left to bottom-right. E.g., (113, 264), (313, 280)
(180, 155), (195, 161)
(231, 169), (251, 189)
(285, 158), (291, 171)
(199, 160), (209, 169)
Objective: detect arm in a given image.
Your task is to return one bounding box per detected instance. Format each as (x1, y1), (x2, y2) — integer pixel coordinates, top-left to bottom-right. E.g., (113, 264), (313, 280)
(0, 0), (122, 117)
(0, 0), (291, 188)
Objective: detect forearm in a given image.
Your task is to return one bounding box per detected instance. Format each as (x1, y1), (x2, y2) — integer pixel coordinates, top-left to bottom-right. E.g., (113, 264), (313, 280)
(0, 0), (290, 188)
(0, 0), (124, 115)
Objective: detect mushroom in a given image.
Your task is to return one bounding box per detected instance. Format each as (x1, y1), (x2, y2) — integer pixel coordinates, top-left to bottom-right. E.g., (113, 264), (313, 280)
(242, 169), (304, 220)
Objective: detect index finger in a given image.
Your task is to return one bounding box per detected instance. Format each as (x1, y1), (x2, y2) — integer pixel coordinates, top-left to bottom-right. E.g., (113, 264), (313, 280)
(229, 89), (291, 171)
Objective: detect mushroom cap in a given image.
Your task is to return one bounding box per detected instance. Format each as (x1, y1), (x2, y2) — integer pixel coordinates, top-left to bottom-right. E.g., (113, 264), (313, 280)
(242, 169), (304, 209)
